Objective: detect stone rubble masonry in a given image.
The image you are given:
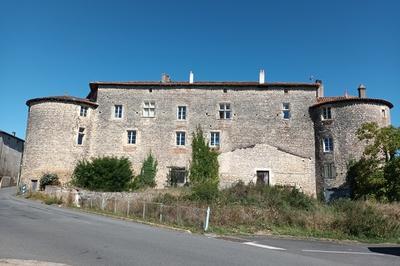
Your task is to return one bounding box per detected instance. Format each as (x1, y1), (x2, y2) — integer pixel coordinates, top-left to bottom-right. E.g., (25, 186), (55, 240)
(20, 82), (393, 198)
(311, 102), (391, 194)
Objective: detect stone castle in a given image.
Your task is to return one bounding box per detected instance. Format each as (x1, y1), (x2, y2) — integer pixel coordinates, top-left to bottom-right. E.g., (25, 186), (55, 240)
(20, 71), (393, 199)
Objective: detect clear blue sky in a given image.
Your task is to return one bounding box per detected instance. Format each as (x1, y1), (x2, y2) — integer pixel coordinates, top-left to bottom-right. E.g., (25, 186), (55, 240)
(1, 0), (399, 138)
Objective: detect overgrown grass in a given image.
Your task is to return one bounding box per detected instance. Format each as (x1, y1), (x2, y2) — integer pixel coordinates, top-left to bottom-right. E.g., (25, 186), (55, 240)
(25, 192), (63, 205)
(155, 182), (400, 243)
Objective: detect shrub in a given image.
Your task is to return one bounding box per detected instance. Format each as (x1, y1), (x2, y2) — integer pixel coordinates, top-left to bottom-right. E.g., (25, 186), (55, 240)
(129, 153), (157, 190)
(189, 180), (219, 202)
(72, 156), (133, 192)
(189, 126), (219, 201)
(39, 173), (60, 190)
(332, 199), (400, 239)
(219, 181), (316, 211)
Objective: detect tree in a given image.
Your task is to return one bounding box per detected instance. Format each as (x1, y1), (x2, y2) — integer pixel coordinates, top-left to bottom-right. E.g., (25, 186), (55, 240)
(348, 123), (400, 201)
(189, 126), (220, 201)
(357, 122), (400, 162)
(347, 158), (386, 200)
(72, 156), (133, 192)
(130, 153), (157, 190)
(383, 157), (400, 202)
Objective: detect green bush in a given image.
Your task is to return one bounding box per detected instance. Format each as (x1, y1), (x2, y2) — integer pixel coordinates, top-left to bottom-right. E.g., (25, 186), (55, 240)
(72, 156), (133, 192)
(190, 180), (219, 202)
(332, 199), (400, 239)
(189, 126), (220, 201)
(39, 173), (60, 190)
(219, 181), (316, 211)
(129, 153), (157, 190)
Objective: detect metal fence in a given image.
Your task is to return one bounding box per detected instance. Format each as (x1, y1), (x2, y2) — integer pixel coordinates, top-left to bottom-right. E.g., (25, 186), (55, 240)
(79, 195), (210, 231)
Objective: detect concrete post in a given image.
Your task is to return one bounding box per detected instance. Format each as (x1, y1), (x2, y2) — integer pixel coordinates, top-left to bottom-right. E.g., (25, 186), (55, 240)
(127, 200), (130, 217)
(204, 206), (210, 231)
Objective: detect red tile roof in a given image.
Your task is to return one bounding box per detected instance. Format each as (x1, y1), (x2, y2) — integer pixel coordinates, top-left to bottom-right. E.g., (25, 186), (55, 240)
(311, 96), (393, 108)
(26, 96), (98, 107)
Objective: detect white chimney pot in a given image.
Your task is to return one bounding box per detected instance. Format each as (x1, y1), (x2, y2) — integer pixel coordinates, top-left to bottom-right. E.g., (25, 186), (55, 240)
(189, 71), (194, 84)
(259, 69), (265, 84)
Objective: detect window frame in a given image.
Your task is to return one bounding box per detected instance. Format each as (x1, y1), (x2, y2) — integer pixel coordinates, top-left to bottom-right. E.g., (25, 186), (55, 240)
(321, 107), (332, 120)
(323, 163), (336, 179)
(210, 131), (220, 147)
(114, 105), (123, 119)
(127, 130), (137, 145)
(143, 101), (156, 118)
(323, 137), (334, 153)
(176, 131), (186, 147)
(80, 106), (88, 117)
(282, 103), (290, 120)
(77, 127), (85, 145)
(177, 106), (187, 121)
(219, 102), (232, 120)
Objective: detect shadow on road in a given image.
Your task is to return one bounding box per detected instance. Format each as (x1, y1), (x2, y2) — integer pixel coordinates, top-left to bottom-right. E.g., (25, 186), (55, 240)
(368, 247), (400, 256)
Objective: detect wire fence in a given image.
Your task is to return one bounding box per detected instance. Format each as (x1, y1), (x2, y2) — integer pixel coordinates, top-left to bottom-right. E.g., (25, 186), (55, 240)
(79, 195), (210, 231)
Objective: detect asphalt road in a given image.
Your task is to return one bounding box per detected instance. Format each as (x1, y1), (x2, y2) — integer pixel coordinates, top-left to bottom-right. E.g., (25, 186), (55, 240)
(0, 187), (398, 266)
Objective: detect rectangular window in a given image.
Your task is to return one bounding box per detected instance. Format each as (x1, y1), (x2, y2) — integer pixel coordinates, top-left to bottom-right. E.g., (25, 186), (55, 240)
(177, 106), (187, 120)
(143, 101), (155, 117)
(77, 127), (85, 145)
(323, 163), (335, 179)
(168, 167), (187, 186)
(127, 130), (136, 144)
(256, 171), (270, 186)
(323, 137), (334, 152)
(176, 132), (186, 146)
(322, 107), (332, 120)
(210, 132), (220, 147)
(219, 103), (231, 119)
(80, 106), (88, 117)
(382, 109), (386, 118)
(282, 103), (290, 119)
(114, 105), (123, 118)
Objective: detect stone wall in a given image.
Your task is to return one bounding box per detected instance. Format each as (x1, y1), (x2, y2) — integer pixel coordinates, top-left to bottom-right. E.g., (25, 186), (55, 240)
(311, 101), (391, 196)
(218, 143), (315, 196)
(0, 132), (24, 185)
(20, 101), (96, 186)
(44, 185), (162, 203)
(90, 85), (317, 192)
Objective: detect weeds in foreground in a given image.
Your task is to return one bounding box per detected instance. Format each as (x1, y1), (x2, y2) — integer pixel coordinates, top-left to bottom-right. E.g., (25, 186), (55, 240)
(26, 192), (63, 205)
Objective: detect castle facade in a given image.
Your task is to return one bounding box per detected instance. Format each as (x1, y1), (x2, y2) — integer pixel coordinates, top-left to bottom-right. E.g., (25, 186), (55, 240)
(20, 72), (393, 199)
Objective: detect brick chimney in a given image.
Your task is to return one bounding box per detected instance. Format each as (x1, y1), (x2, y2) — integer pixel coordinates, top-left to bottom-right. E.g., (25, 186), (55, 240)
(161, 73), (171, 83)
(358, 84), (366, 98)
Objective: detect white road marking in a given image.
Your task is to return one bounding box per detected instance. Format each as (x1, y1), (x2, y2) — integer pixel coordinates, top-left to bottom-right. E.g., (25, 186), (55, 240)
(243, 242), (286, 250)
(302, 249), (386, 256)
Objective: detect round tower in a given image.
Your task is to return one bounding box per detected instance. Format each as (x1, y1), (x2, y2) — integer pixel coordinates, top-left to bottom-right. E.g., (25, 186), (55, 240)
(310, 86), (393, 200)
(20, 96), (97, 189)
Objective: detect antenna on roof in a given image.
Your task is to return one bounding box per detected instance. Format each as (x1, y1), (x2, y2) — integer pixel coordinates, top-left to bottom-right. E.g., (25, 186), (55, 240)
(309, 75), (315, 82)
(344, 89), (349, 98)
